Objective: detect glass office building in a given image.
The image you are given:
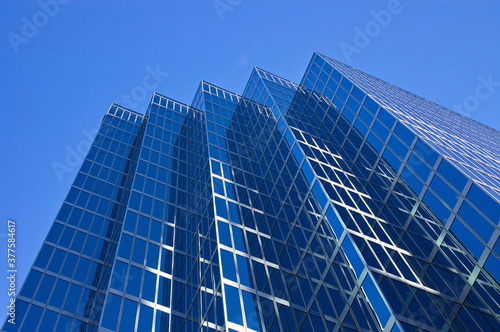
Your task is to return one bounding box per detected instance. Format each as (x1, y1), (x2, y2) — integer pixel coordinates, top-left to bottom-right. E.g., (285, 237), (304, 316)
(4, 53), (499, 332)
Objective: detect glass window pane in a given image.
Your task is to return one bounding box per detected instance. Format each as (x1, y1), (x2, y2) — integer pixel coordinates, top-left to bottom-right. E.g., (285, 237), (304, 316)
(237, 255), (251, 287)
(20, 305), (43, 331)
(34, 245), (53, 269)
(215, 197), (228, 219)
(458, 201), (495, 243)
(132, 238), (146, 265)
(35, 275), (56, 303)
(126, 266), (143, 297)
(218, 220), (232, 247)
(64, 284), (82, 313)
(451, 220), (484, 259)
(157, 275), (171, 307)
(137, 304), (154, 332)
(142, 271), (157, 303)
(430, 175), (458, 209)
(394, 122), (415, 146)
(39, 310), (58, 331)
(120, 298), (138, 332)
(221, 249), (237, 282)
(49, 279), (69, 309)
(242, 291), (260, 330)
(19, 270), (42, 299)
(232, 226), (246, 252)
(225, 285), (243, 325)
(467, 184), (499, 224)
(414, 139), (438, 167)
(437, 159), (467, 192)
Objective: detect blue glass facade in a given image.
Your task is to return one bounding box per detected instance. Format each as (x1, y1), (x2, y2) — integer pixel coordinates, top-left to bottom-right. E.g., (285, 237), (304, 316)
(3, 53), (499, 331)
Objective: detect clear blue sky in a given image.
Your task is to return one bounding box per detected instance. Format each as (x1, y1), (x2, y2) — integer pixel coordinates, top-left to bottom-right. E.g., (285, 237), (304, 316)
(1, 1), (499, 309)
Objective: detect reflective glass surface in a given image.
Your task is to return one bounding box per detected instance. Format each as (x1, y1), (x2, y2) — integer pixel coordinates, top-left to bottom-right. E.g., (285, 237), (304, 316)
(4, 53), (499, 332)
